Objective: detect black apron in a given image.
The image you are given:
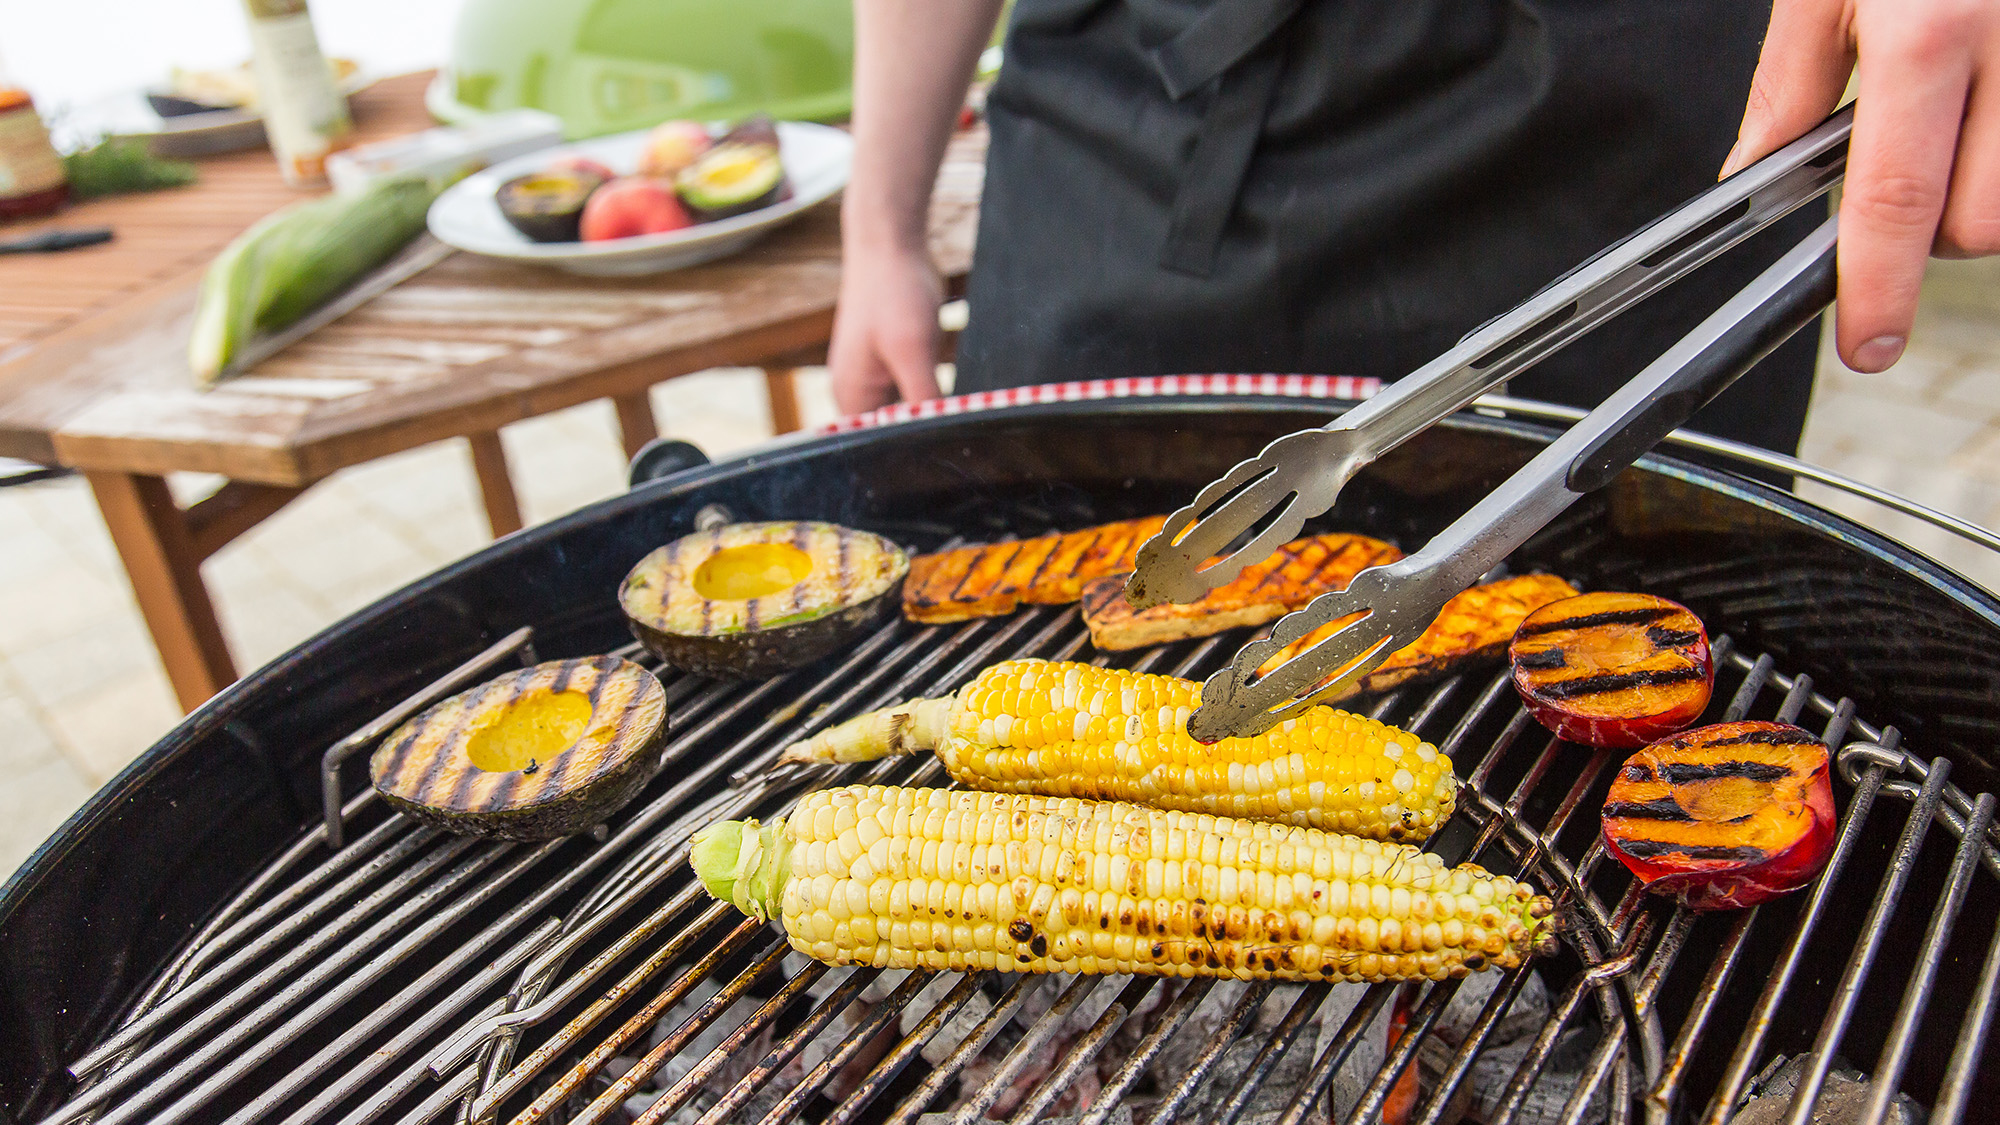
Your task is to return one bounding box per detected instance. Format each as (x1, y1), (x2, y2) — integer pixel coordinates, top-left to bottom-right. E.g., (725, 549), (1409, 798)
(954, 0), (1821, 455)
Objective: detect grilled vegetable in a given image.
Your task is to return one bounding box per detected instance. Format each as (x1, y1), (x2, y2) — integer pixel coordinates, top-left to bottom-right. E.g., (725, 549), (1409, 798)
(902, 515), (1168, 624)
(1601, 721), (1835, 910)
(621, 521), (909, 679)
(1257, 574), (1581, 701)
(496, 168), (605, 242)
(676, 140), (785, 218)
(1508, 592), (1713, 747)
(370, 656), (666, 841)
(1081, 533), (1404, 651)
(780, 659), (1455, 841)
(188, 173), (442, 384)
(691, 786), (1556, 980)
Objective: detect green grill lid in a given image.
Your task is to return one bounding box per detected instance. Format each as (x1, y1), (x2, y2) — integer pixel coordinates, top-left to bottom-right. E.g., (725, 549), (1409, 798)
(433, 0), (853, 139)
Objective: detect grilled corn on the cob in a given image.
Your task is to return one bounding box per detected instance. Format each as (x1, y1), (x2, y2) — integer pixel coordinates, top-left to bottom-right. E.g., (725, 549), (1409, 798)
(779, 659), (1456, 841)
(690, 786), (1556, 981)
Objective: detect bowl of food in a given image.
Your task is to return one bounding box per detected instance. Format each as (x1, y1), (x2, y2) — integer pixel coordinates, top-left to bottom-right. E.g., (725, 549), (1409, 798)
(425, 116), (851, 275)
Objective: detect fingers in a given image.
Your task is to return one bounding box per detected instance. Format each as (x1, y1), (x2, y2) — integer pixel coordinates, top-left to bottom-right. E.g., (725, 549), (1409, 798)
(1835, 6), (1979, 371)
(1720, 0), (1855, 178)
(828, 296), (943, 414)
(882, 317), (945, 404)
(1937, 42), (2000, 257)
(829, 328), (902, 415)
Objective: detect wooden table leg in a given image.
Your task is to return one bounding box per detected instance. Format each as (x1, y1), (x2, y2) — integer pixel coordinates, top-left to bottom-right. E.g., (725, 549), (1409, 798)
(763, 367), (803, 434)
(612, 390), (659, 461)
(85, 471), (238, 712)
(465, 431), (524, 537)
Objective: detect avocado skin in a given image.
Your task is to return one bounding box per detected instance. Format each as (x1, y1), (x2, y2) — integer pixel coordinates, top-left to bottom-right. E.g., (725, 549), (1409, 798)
(628, 582), (899, 680)
(496, 171), (603, 243)
(380, 722), (664, 842)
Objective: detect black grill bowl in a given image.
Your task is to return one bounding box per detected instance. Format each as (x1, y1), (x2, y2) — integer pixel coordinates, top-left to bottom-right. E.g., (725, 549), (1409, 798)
(5, 396), (2000, 1123)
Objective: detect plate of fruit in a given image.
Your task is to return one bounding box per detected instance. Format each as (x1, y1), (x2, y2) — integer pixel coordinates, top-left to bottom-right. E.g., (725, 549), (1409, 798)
(425, 116), (851, 276)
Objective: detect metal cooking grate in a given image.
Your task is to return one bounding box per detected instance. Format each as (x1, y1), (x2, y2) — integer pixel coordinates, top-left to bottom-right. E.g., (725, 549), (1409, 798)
(34, 591), (2000, 1125)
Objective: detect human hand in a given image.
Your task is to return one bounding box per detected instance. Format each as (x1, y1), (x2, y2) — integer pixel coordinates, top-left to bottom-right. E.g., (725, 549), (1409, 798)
(1723, 0), (2000, 373)
(828, 243), (945, 414)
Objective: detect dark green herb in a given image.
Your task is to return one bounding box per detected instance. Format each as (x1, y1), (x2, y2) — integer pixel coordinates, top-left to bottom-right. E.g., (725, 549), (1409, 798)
(64, 139), (198, 200)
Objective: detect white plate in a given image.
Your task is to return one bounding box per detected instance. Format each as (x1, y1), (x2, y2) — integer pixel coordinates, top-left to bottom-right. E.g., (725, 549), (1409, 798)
(67, 72), (373, 159)
(425, 122), (852, 276)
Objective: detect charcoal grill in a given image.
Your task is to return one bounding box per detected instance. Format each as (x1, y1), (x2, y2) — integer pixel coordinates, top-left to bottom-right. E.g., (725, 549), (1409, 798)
(5, 394), (2000, 1125)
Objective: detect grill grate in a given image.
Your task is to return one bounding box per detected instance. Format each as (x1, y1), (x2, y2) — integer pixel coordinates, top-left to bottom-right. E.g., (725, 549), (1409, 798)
(37, 594), (2000, 1125)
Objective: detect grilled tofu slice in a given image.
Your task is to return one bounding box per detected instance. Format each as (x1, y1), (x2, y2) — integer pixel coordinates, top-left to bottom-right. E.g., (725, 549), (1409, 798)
(1080, 533), (1403, 651)
(902, 515), (1168, 624)
(1258, 573), (1581, 701)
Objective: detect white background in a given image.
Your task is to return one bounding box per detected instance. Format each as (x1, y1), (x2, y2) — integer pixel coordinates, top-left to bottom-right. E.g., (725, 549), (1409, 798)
(0, 0), (463, 118)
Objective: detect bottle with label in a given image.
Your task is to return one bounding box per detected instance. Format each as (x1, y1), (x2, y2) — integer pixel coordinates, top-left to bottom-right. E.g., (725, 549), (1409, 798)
(0, 57), (67, 219)
(242, 0), (353, 186)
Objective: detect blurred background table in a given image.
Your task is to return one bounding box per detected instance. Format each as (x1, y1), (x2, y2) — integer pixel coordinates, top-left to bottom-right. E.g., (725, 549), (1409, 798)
(0, 71), (984, 711)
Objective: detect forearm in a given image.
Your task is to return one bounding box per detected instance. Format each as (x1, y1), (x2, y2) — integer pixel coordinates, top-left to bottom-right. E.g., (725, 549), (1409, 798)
(844, 0), (1005, 256)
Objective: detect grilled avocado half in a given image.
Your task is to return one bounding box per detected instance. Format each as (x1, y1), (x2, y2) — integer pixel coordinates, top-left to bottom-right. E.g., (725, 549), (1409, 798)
(675, 141), (785, 218)
(620, 521), (910, 678)
(370, 656), (666, 841)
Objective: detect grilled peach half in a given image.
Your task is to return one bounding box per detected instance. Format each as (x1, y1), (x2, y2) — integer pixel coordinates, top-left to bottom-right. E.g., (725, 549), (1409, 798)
(1508, 592), (1713, 748)
(1601, 721), (1836, 910)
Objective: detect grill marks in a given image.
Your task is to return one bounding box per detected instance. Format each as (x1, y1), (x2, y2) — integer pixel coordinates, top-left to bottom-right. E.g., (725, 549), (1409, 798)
(1600, 721), (1837, 909)
(1080, 532), (1403, 651)
(1508, 591), (1713, 747)
(1529, 666), (1706, 700)
(1658, 760), (1793, 783)
(369, 656), (667, 818)
(1253, 573), (1581, 701)
(1516, 606), (1673, 636)
(623, 521), (908, 639)
(1613, 838), (1770, 863)
(1601, 796), (1691, 820)
(902, 515), (1168, 624)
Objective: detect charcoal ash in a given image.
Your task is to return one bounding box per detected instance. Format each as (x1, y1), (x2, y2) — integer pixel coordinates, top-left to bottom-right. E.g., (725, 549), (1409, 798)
(918, 1109), (1134, 1125)
(1416, 1022), (1618, 1125)
(1431, 969), (1550, 1048)
(568, 959), (1567, 1125)
(1727, 1055), (1926, 1125)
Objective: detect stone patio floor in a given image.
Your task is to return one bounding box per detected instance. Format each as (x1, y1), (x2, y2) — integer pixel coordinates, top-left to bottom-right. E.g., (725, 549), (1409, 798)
(6, 260), (2000, 876)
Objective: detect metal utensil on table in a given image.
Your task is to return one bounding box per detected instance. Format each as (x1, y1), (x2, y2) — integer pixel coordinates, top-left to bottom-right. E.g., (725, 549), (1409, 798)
(1180, 211), (1840, 741)
(0, 227), (114, 254)
(1123, 105), (1853, 613)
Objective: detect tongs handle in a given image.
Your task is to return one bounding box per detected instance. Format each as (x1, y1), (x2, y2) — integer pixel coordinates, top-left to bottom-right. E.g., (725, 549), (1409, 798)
(1186, 215), (1838, 741)
(1568, 221), (1839, 492)
(1131, 105), (1852, 610)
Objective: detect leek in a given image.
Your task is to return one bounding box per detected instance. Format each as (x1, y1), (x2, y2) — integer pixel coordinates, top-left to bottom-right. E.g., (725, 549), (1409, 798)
(188, 174), (441, 384)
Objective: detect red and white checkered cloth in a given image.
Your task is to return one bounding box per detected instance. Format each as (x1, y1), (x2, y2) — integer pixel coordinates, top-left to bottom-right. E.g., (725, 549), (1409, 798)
(817, 373), (1383, 434)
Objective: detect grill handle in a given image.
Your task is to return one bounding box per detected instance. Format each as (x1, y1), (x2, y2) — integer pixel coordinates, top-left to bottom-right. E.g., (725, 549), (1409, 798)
(628, 439), (711, 488)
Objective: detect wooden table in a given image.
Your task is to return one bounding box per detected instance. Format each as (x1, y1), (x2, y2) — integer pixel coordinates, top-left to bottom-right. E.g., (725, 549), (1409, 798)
(0, 72), (983, 711)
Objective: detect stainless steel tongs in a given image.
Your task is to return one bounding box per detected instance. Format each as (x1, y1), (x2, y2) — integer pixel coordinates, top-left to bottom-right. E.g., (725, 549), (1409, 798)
(1127, 108), (1852, 741)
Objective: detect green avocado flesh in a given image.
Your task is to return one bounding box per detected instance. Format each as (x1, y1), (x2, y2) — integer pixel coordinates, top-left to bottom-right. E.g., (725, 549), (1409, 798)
(675, 142), (785, 218)
(620, 521), (910, 679)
